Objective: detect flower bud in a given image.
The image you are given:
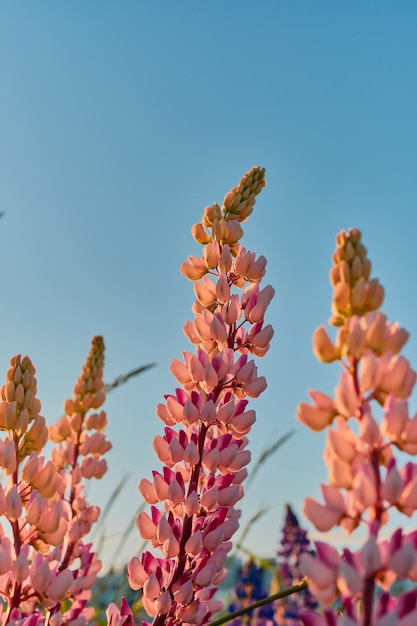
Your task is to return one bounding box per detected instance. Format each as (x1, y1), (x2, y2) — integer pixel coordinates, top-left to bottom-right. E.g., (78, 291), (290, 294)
(191, 223), (211, 244)
(180, 256), (208, 281)
(313, 327), (339, 363)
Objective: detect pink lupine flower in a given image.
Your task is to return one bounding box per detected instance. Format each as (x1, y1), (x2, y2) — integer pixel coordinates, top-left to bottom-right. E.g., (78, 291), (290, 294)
(0, 338), (111, 623)
(299, 608), (339, 626)
(381, 459), (403, 505)
(46, 568), (73, 602)
(334, 373), (358, 419)
(298, 228), (417, 626)
(300, 542), (339, 606)
(181, 256), (209, 281)
(111, 167), (273, 626)
(106, 598), (134, 626)
(396, 467), (417, 516)
(0, 538), (13, 575)
(313, 326), (340, 363)
(297, 391), (337, 432)
(379, 355), (416, 399)
(337, 549), (363, 598)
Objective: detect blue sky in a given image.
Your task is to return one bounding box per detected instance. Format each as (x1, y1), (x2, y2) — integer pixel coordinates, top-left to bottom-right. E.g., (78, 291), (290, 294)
(1, 2), (417, 572)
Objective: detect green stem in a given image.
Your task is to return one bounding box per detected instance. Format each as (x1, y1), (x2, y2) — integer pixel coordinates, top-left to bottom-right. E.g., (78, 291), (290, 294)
(208, 580), (308, 626)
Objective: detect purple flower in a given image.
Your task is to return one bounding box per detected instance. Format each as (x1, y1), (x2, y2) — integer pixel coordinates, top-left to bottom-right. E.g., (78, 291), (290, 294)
(276, 505), (318, 625)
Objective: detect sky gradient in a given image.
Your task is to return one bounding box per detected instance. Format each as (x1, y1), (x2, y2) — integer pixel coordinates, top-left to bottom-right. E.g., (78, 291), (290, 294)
(1, 2), (417, 571)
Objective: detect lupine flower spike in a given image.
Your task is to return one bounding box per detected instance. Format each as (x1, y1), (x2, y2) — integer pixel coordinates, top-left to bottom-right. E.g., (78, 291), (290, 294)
(228, 559), (276, 626)
(275, 504), (317, 625)
(108, 167), (275, 626)
(0, 336), (110, 625)
(48, 336), (111, 625)
(297, 229), (417, 625)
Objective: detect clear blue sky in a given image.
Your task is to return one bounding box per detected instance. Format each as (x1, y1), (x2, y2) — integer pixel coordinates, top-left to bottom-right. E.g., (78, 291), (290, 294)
(1, 2), (417, 572)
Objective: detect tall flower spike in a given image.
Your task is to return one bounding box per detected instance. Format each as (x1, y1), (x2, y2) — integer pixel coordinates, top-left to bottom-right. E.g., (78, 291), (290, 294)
(45, 336), (110, 624)
(117, 168), (274, 626)
(297, 229), (417, 626)
(275, 504), (318, 625)
(228, 558), (275, 626)
(0, 355), (58, 622)
(0, 344), (107, 625)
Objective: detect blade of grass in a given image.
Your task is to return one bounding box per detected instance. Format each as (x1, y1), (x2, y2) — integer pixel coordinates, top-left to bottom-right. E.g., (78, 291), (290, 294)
(96, 524), (107, 559)
(104, 363), (156, 393)
(245, 429), (295, 492)
(107, 501), (147, 572)
(236, 505), (269, 550)
(229, 504), (269, 563)
(91, 473), (130, 542)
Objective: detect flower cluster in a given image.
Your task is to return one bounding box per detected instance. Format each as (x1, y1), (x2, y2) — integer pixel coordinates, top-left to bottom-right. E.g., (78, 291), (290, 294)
(3, 174), (415, 626)
(275, 505), (317, 625)
(297, 229), (417, 625)
(228, 559), (275, 626)
(0, 337), (110, 625)
(108, 167), (274, 626)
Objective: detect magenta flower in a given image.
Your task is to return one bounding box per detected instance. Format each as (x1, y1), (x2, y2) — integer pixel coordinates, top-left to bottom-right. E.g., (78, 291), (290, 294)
(116, 168), (274, 626)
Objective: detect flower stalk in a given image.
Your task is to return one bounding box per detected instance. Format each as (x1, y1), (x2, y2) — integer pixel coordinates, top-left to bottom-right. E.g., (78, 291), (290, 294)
(297, 229), (417, 625)
(0, 337), (111, 625)
(210, 581), (308, 626)
(109, 167), (275, 626)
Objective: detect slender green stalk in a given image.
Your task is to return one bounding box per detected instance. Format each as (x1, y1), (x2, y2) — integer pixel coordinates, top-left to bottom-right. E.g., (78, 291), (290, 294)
(208, 580), (308, 626)
(103, 363), (156, 393)
(91, 473), (130, 541)
(245, 430), (294, 491)
(108, 502), (146, 571)
(233, 505), (269, 555)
